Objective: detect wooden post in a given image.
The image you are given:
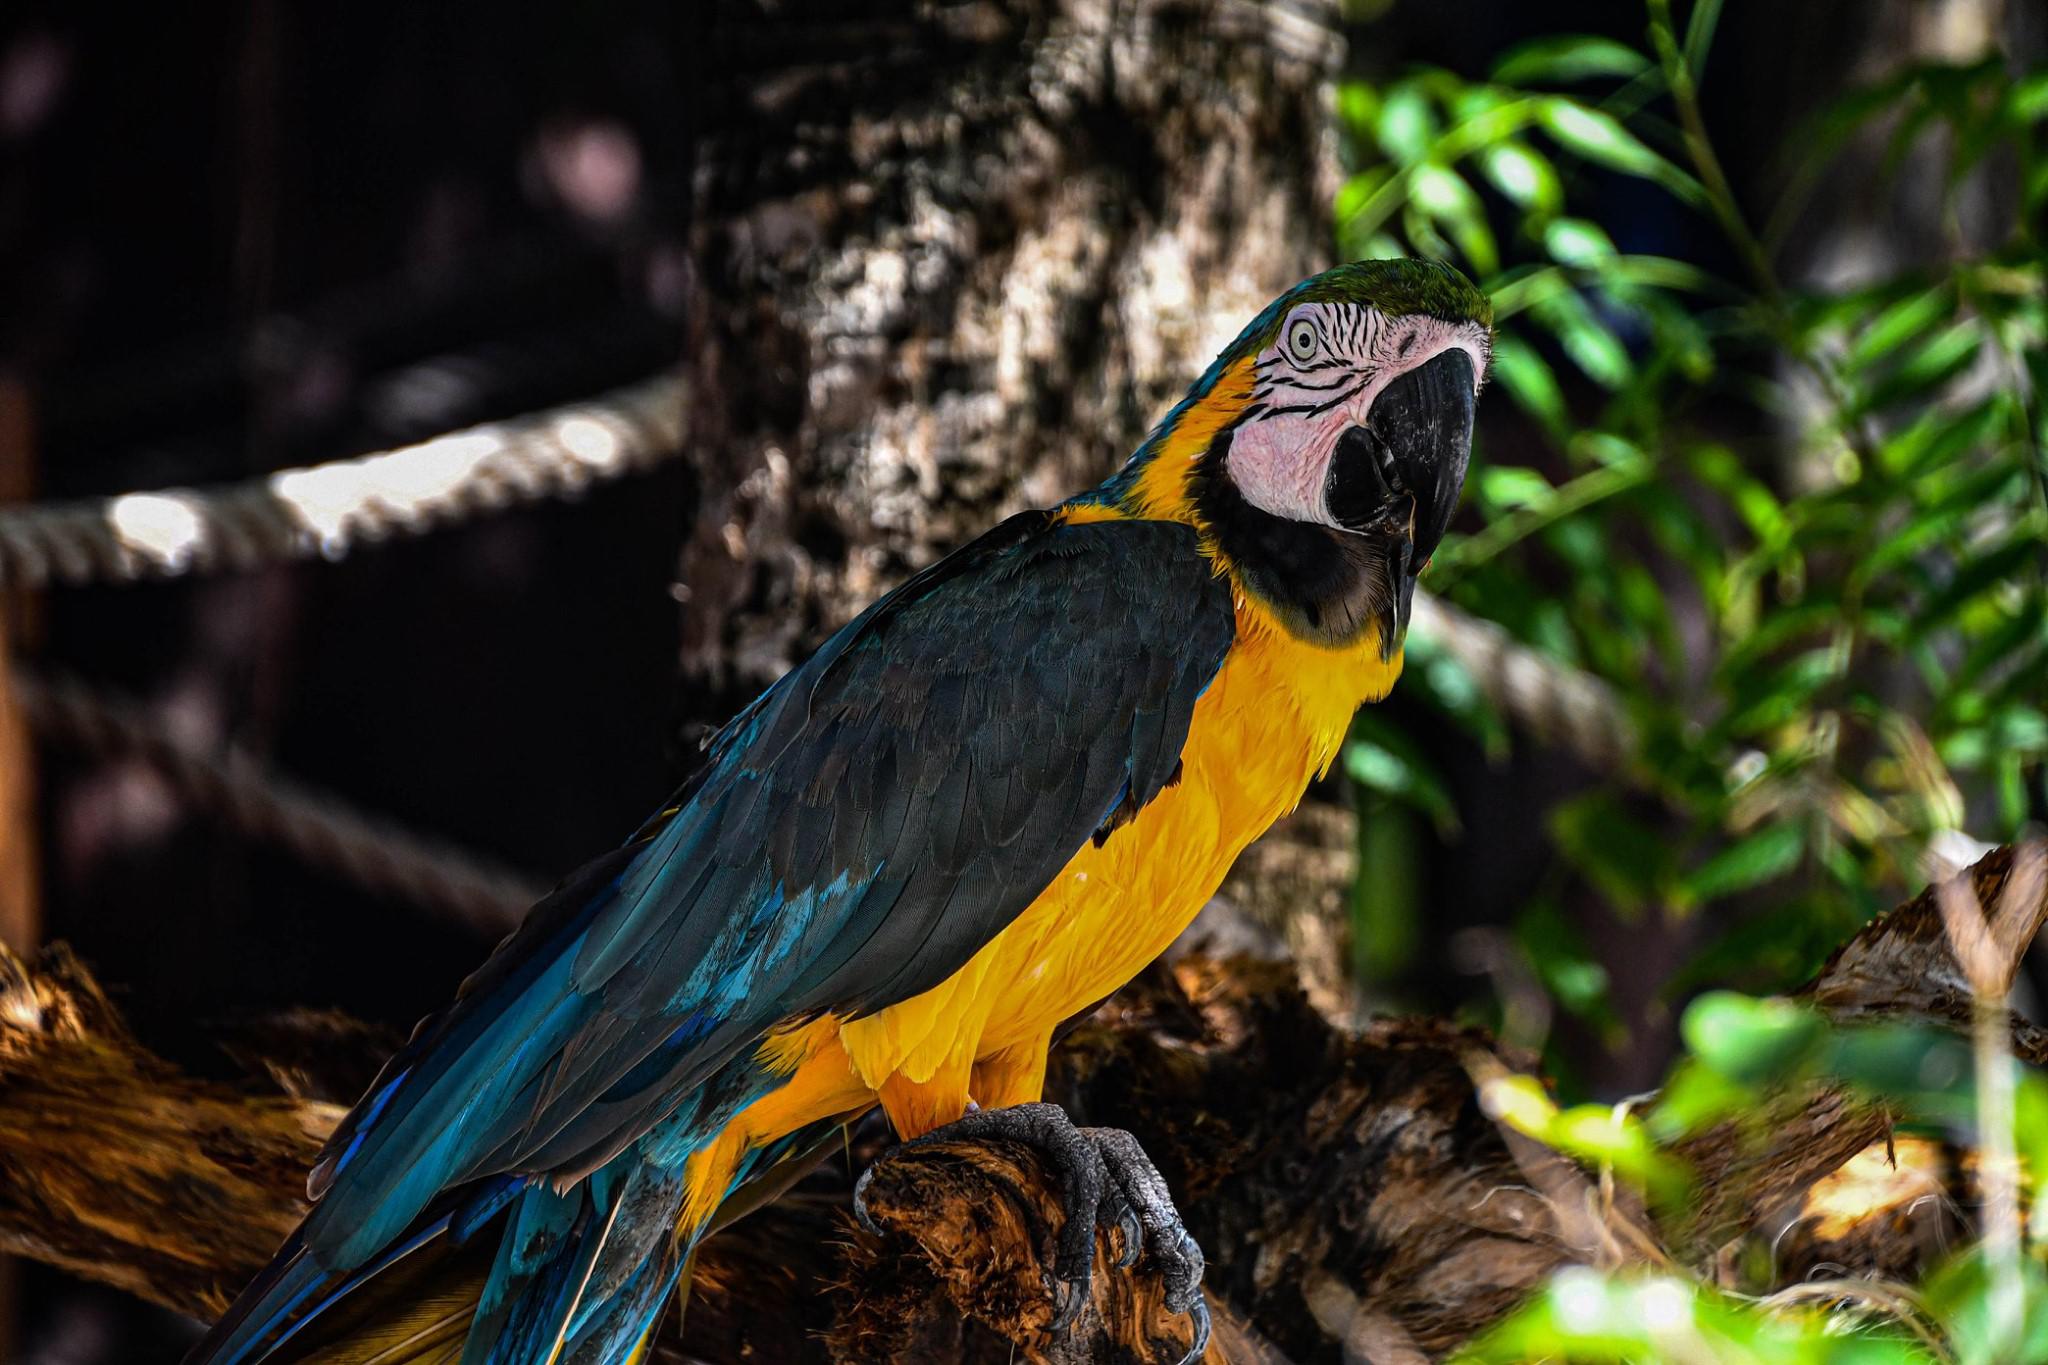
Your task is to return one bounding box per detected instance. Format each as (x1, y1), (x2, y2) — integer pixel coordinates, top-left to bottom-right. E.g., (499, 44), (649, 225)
(0, 374), (38, 1361)
(0, 375), (39, 950)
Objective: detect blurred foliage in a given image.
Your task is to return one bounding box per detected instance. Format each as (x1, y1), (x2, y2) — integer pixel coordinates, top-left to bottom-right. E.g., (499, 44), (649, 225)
(1338, 5), (2047, 992)
(1332, 1), (2048, 1358)
(1462, 1268), (1942, 1364)
(1462, 980), (2048, 1362)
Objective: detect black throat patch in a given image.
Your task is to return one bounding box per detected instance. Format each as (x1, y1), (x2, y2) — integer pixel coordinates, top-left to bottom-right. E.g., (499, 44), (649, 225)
(1188, 428), (1399, 649)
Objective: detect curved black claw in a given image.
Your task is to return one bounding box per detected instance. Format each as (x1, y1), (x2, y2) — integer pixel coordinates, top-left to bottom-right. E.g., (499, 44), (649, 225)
(849, 1162), (884, 1237)
(1085, 1126), (1210, 1363)
(854, 1101), (1209, 1364)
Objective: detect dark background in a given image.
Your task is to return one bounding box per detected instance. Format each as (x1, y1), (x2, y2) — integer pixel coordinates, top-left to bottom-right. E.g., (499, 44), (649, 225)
(0, 2), (1962, 1359)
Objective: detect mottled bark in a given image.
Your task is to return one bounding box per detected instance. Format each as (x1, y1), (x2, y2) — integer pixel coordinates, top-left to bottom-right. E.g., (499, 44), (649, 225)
(681, 0), (1345, 698)
(0, 847), (2039, 1362)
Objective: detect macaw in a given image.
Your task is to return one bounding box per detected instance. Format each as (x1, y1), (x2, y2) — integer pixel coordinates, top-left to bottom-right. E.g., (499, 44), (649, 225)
(189, 258), (1490, 1365)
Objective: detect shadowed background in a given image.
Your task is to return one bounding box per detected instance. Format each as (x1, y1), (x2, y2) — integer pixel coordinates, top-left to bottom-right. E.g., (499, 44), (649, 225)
(0, 1), (2040, 1360)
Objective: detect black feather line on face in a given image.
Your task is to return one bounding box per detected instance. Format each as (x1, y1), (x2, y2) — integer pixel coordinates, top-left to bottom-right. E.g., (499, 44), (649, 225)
(1270, 373), (1361, 393)
(1260, 378), (1370, 420)
(1257, 354), (1346, 377)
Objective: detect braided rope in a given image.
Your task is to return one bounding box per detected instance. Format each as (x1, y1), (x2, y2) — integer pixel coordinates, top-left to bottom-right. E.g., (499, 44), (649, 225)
(10, 601), (1633, 940)
(0, 369), (1627, 774)
(0, 377), (686, 589)
(12, 668), (543, 932)
(1409, 592), (1636, 774)
(0, 371), (1640, 923)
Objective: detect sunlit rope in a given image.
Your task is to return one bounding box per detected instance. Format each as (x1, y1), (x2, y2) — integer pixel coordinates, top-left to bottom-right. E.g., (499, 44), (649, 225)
(0, 370), (1638, 923)
(0, 376), (686, 589)
(12, 667), (544, 932)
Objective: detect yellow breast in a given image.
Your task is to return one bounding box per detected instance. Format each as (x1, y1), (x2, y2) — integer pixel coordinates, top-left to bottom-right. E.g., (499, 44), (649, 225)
(837, 588), (1401, 1092)
(693, 537), (1402, 1224)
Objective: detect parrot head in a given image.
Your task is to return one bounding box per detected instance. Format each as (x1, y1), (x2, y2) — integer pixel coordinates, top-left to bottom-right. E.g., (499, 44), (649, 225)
(1102, 258), (1491, 657)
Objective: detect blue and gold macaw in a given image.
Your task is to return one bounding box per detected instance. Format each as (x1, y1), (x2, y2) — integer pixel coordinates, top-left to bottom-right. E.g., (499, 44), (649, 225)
(190, 259), (1490, 1365)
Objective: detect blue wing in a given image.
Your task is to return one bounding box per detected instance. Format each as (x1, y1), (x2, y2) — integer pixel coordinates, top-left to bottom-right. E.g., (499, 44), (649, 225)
(191, 512), (1235, 1363)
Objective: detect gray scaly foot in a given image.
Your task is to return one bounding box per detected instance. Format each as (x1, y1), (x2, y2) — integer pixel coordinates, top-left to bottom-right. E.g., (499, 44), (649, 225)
(853, 1101), (1210, 1365)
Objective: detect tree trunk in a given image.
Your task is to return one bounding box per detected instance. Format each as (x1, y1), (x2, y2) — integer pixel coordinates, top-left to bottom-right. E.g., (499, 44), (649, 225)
(680, 0), (1345, 702)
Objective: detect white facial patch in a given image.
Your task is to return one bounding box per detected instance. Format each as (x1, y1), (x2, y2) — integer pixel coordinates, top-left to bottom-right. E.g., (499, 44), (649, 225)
(1223, 303), (1490, 528)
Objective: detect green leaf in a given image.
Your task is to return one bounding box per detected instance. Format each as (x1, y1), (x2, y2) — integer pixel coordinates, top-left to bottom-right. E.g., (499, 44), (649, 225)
(1478, 140), (1562, 212)
(1540, 99), (1649, 167)
(1922, 1250), (2048, 1365)
(1987, 705), (2048, 756)
(1410, 163), (1499, 273)
(1649, 1058), (1755, 1139)
(1376, 84), (1437, 165)
(1549, 792), (1674, 917)
(1845, 286), (1951, 371)
(1998, 752), (2033, 827)
(1533, 290), (1632, 388)
(1332, 168), (1391, 229)
(1602, 253), (1727, 296)
(1717, 646), (1842, 737)
(1907, 525), (2047, 643)
(1487, 333), (1569, 438)
(1538, 98), (1705, 204)
(1400, 624), (1512, 759)
(1542, 216), (1616, 266)
(1946, 607), (2048, 701)
(1689, 443), (1787, 546)
(1680, 991), (1822, 1084)
(1335, 79), (1378, 137)
(1353, 798), (1425, 982)
(1344, 713), (1461, 836)
(1681, 823), (1805, 905)
(2009, 70), (2048, 124)
(1682, 0), (1725, 87)
(1517, 899), (1617, 1025)
(1462, 1268), (1927, 1363)
(1475, 464), (1554, 512)
(1860, 501), (1973, 580)
(1921, 457), (2026, 518)
(1823, 1022), (1974, 1114)
(1492, 34), (1651, 86)
(1485, 263), (1573, 320)
(1548, 1104), (1687, 1196)
(1856, 318), (1983, 415)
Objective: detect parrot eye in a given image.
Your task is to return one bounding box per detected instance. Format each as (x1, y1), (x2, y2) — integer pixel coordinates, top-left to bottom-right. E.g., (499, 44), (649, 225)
(1285, 317), (1320, 365)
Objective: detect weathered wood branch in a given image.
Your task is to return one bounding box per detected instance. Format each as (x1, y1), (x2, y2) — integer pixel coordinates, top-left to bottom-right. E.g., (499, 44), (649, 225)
(0, 943), (330, 1319)
(0, 845), (2041, 1362)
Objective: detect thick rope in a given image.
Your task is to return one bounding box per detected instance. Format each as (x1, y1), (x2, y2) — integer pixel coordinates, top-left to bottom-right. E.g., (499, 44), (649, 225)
(10, 601), (1632, 939)
(0, 377), (686, 589)
(12, 667), (543, 932)
(0, 370), (1627, 773)
(1409, 592), (1637, 774)
(0, 371), (1638, 924)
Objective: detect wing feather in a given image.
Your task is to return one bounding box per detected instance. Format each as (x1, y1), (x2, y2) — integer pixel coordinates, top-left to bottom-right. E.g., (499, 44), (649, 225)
(296, 512), (1233, 1277)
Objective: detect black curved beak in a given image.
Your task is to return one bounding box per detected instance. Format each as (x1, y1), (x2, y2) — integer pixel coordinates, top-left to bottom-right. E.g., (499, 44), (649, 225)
(1326, 348), (1475, 656)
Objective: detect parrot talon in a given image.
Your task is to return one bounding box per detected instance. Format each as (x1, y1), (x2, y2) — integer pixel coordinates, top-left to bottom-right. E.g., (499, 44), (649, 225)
(1174, 1294), (1213, 1365)
(1111, 1198), (1144, 1268)
(1084, 1125), (1209, 1361)
(860, 1102), (1209, 1360)
(849, 1163), (884, 1237)
(1047, 1273), (1088, 1333)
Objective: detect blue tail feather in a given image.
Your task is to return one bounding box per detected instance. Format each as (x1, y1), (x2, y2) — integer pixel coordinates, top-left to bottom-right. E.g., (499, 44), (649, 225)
(189, 1243), (327, 1365)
